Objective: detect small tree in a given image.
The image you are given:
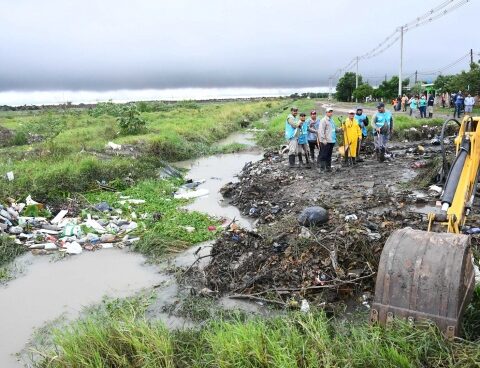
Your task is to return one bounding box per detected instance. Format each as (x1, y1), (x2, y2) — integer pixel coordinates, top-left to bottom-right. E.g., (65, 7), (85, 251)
(336, 72), (362, 102)
(117, 104), (146, 135)
(353, 84), (374, 101)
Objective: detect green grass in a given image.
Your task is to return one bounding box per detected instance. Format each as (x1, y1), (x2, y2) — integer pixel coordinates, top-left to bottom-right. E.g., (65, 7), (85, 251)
(0, 236), (26, 283)
(84, 178), (218, 259)
(0, 99), (288, 201)
(36, 294), (480, 368)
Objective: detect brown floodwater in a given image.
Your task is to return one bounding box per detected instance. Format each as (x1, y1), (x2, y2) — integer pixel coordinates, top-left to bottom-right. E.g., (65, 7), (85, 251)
(0, 250), (164, 367)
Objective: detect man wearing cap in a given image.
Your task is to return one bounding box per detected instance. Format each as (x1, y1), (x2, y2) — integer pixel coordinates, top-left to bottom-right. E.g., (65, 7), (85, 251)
(354, 107), (369, 161)
(317, 107), (337, 172)
(297, 112), (311, 167)
(285, 107), (301, 168)
(342, 110), (362, 165)
(372, 102), (393, 162)
(306, 110), (320, 162)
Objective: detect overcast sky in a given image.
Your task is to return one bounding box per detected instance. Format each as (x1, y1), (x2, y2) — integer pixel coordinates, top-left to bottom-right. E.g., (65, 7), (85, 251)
(0, 0), (478, 93)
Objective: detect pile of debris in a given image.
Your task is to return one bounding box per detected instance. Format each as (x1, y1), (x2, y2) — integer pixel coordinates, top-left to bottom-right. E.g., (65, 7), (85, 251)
(200, 144), (444, 307)
(0, 195), (141, 255)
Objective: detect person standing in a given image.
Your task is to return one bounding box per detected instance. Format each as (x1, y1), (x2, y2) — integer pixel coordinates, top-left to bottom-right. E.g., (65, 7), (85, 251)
(454, 91), (464, 118)
(297, 112), (311, 167)
(354, 107), (369, 162)
(317, 107), (337, 172)
(401, 94), (408, 112)
(306, 110), (320, 162)
(372, 102), (393, 162)
(409, 95), (418, 117)
(342, 110), (362, 165)
(464, 93), (475, 114)
(285, 107), (301, 168)
(419, 95), (427, 118)
(427, 94), (435, 118)
(441, 94), (446, 108)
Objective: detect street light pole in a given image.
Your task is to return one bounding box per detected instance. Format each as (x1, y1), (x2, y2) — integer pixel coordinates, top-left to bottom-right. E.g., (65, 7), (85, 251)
(398, 26), (403, 97)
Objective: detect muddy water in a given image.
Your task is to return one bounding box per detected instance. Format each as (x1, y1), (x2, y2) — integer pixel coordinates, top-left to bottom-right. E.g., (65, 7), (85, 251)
(0, 250), (163, 367)
(175, 134), (263, 229)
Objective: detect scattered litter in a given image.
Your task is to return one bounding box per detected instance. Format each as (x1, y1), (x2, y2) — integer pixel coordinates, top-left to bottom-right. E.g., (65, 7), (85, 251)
(174, 188), (209, 199)
(300, 299), (310, 313)
(183, 226), (195, 233)
(428, 185), (442, 196)
(6, 171), (14, 181)
(51, 210), (68, 224)
(465, 228), (480, 235)
(94, 202), (112, 212)
(208, 225), (217, 231)
(106, 141), (122, 150)
(65, 241), (83, 255)
(344, 214), (358, 222)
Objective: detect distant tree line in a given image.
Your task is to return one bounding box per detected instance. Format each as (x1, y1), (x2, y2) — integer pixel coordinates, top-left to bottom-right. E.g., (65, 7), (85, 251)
(289, 92), (329, 99)
(336, 61), (480, 102)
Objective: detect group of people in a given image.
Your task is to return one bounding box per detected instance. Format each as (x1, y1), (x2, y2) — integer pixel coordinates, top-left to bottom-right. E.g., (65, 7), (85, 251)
(285, 103), (393, 172)
(391, 91), (477, 119)
(392, 94), (435, 118)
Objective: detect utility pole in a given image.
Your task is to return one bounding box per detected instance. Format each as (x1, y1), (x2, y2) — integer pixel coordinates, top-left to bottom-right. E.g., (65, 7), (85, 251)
(385, 74), (387, 82)
(398, 26), (403, 97)
(471, 49), (474, 65)
(415, 71), (418, 84)
(328, 77), (332, 100)
(355, 56), (359, 102)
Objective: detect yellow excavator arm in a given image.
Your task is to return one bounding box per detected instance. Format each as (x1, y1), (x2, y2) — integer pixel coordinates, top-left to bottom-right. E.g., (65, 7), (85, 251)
(372, 116), (479, 338)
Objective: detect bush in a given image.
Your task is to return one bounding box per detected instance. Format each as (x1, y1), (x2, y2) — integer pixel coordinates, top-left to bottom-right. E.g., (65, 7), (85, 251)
(117, 104), (147, 135)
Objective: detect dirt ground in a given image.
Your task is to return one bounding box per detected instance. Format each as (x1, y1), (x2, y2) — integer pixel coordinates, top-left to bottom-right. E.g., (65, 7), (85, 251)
(198, 128), (480, 310)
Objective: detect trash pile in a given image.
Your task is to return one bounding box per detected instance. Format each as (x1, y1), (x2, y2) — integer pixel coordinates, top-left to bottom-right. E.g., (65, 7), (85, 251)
(199, 143), (446, 307)
(204, 202), (425, 307)
(0, 195), (141, 255)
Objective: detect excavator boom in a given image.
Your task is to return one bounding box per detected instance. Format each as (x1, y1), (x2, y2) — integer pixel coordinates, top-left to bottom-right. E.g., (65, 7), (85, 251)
(371, 116), (480, 337)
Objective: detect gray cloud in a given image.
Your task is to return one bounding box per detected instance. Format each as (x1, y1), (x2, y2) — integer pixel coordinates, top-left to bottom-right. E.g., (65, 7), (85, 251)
(0, 0), (477, 91)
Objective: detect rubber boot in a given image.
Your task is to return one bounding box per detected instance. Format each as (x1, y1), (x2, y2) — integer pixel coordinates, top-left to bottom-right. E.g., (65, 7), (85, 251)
(288, 154), (296, 168)
(379, 147), (386, 162)
(298, 153), (304, 166)
(305, 153), (312, 169)
(318, 160), (326, 173)
(429, 113), (433, 118)
(326, 162), (332, 172)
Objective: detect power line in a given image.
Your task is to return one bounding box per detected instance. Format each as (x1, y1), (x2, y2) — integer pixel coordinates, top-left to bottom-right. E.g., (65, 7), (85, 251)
(330, 0), (470, 79)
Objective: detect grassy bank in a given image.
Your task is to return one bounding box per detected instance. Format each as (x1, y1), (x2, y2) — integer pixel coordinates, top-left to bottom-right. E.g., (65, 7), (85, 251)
(0, 99), (287, 201)
(36, 290), (480, 368)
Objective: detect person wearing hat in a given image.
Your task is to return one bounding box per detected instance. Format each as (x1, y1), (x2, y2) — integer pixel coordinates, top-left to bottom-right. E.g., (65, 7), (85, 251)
(372, 102), (393, 162)
(297, 112), (311, 167)
(354, 107), (369, 161)
(317, 107), (337, 172)
(285, 107), (301, 168)
(341, 110), (362, 165)
(306, 110), (320, 161)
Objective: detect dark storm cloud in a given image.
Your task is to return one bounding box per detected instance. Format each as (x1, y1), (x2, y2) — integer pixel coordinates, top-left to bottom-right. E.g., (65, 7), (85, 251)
(0, 0), (477, 92)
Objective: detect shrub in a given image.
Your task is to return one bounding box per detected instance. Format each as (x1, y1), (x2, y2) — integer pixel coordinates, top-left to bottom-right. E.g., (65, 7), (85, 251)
(117, 104), (147, 135)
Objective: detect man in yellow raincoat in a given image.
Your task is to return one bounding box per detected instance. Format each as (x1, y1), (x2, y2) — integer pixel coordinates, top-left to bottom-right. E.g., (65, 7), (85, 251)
(342, 110), (362, 165)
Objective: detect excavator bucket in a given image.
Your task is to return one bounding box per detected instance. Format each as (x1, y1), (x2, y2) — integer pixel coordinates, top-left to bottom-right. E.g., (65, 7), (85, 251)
(371, 228), (475, 338)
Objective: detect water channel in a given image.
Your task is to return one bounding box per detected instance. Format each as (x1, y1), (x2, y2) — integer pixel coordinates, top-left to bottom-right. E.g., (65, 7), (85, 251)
(0, 131), (262, 367)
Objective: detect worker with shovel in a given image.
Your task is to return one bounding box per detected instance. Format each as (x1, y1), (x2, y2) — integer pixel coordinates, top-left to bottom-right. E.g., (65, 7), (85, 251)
(372, 102), (393, 162)
(354, 107), (369, 162)
(341, 110), (362, 166)
(285, 107), (301, 168)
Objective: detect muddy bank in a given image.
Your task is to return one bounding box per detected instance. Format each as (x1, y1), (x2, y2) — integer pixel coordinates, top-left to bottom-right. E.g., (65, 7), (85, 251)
(201, 140), (454, 308)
